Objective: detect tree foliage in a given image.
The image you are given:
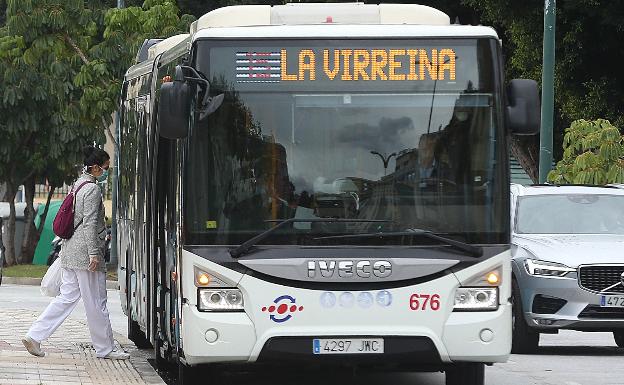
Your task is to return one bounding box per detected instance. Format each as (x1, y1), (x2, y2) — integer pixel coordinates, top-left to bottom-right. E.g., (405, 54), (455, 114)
(0, 0), (192, 266)
(548, 119), (624, 185)
(78, 0), (194, 142)
(0, 7), (84, 265)
(465, 0), (624, 180)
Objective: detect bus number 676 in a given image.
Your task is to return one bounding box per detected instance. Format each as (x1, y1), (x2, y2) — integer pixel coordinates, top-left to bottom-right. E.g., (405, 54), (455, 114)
(409, 294), (441, 311)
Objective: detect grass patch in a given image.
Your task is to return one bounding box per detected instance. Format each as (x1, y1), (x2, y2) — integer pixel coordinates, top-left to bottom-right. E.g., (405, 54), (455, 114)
(106, 269), (118, 281)
(3, 264), (118, 281)
(3, 264), (48, 278)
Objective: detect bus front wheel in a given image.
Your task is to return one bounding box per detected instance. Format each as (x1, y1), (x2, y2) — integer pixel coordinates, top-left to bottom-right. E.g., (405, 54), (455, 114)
(445, 363), (485, 385)
(177, 357), (199, 385)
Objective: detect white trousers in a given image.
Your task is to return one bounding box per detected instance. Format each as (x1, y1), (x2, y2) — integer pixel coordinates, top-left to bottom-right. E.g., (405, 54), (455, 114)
(27, 268), (115, 357)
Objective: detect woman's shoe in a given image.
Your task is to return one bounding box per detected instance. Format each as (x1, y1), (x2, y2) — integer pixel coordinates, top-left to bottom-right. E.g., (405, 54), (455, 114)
(22, 336), (45, 357)
(103, 350), (130, 360)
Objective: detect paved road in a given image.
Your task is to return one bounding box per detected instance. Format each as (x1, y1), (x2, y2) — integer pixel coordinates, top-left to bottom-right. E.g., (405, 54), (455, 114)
(2, 284), (623, 385)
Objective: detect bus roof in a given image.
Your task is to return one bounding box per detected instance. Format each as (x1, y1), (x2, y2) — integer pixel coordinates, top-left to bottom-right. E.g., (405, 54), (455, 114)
(125, 3), (498, 78)
(190, 4), (450, 33)
(189, 3), (498, 41)
(147, 34), (189, 61)
(192, 24), (499, 42)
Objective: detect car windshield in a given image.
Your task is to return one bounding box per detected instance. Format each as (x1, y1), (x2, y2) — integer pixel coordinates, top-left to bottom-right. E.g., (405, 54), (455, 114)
(184, 38), (508, 246)
(515, 193), (624, 234)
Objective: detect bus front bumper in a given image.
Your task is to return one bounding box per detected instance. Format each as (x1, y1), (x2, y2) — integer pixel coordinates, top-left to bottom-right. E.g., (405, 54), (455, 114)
(180, 304), (511, 367)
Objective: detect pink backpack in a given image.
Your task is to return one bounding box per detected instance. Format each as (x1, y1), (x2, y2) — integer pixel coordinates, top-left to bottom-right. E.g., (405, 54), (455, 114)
(52, 181), (94, 239)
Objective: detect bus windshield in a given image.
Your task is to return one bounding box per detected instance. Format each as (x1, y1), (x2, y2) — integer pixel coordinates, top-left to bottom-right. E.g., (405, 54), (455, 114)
(184, 38), (507, 246)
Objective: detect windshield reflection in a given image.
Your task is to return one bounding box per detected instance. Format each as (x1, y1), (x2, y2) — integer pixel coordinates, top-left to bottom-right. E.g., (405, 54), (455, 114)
(185, 89), (505, 245)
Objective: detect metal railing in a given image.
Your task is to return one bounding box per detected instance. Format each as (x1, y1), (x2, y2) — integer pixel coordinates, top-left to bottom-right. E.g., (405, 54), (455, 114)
(33, 183), (112, 201)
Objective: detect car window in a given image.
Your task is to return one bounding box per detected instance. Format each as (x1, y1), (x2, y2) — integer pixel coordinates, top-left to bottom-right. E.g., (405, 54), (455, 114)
(515, 194), (624, 234)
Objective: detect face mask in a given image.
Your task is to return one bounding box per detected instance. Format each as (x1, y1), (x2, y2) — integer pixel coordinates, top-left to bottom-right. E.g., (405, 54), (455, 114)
(97, 169), (109, 182)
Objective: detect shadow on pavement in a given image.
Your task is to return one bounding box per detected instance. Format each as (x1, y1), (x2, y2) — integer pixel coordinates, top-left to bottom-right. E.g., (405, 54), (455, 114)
(531, 346), (624, 356)
(152, 361), (442, 385)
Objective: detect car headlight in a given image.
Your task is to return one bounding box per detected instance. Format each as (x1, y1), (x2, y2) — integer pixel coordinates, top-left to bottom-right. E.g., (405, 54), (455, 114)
(198, 289), (244, 312)
(453, 287), (498, 311)
(524, 259), (575, 277)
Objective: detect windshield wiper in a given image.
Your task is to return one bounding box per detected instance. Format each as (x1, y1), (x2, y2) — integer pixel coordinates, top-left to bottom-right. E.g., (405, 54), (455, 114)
(229, 218), (390, 258)
(314, 229), (483, 258)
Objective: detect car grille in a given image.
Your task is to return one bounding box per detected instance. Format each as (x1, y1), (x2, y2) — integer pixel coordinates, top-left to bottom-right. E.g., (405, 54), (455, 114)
(578, 265), (624, 294)
(578, 305), (624, 320)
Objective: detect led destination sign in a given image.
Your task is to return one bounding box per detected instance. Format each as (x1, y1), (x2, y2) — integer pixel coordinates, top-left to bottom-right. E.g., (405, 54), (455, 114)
(235, 48), (456, 83)
(281, 48), (455, 82)
(200, 39), (491, 92)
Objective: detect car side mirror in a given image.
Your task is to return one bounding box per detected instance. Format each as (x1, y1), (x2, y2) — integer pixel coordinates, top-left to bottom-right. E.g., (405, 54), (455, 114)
(506, 79), (540, 135)
(158, 66), (191, 139)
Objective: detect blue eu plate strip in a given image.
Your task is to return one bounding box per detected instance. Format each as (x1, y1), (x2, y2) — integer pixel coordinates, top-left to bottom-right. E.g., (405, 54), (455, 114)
(313, 339), (320, 354)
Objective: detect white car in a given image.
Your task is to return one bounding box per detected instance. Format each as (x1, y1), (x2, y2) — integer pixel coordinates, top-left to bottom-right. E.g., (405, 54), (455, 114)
(510, 184), (624, 353)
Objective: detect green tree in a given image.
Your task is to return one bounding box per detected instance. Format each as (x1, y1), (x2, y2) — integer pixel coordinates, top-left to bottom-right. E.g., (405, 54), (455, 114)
(0, 0), (193, 266)
(0, 0), (95, 265)
(74, 0), (194, 147)
(465, 0), (624, 182)
(548, 119), (624, 185)
(0, 0), (5, 26)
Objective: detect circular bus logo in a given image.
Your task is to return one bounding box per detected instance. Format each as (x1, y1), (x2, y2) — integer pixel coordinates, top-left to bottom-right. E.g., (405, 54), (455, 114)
(262, 295), (304, 323)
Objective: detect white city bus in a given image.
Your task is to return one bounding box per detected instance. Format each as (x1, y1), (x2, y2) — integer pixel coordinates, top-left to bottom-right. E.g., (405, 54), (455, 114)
(116, 4), (539, 384)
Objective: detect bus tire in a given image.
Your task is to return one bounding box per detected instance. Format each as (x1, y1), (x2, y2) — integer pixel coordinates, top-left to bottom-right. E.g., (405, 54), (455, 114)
(178, 359), (198, 385)
(445, 363), (484, 385)
(128, 318), (152, 349)
(153, 333), (169, 369)
(511, 279), (539, 354)
(614, 330), (624, 348)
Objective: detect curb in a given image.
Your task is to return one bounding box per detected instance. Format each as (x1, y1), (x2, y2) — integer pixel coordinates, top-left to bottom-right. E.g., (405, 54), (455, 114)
(1, 276), (119, 290)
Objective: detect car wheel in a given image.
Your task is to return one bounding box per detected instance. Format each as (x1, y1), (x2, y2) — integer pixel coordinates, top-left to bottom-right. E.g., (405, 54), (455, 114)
(511, 279), (539, 354)
(614, 330), (624, 348)
(445, 363), (485, 385)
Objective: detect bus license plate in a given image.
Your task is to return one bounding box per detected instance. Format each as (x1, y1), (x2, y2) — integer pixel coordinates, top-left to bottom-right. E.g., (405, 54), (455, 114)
(313, 338), (384, 354)
(600, 295), (624, 307)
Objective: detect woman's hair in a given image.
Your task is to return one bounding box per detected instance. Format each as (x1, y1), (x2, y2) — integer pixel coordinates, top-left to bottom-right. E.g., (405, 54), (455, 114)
(83, 146), (110, 170)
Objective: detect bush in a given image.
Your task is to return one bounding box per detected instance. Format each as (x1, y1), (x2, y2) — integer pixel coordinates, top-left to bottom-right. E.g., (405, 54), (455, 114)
(548, 119), (624, 185)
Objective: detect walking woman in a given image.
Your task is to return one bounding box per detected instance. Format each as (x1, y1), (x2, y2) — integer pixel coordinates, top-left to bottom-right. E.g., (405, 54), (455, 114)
(22, 146), (129, 360)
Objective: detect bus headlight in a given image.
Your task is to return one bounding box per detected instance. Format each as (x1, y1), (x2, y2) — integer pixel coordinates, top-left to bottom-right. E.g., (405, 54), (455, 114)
(198, 289), (244, 312)
(453, 287), (498, 311)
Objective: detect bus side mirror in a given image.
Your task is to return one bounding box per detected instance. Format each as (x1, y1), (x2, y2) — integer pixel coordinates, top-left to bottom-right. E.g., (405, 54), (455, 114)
(158, 67), (191, 139)
(506, 79), (540, 135)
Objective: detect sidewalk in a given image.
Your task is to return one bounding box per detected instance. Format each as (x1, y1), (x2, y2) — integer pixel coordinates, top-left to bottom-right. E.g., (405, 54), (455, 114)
(0, 309), (164, 385)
